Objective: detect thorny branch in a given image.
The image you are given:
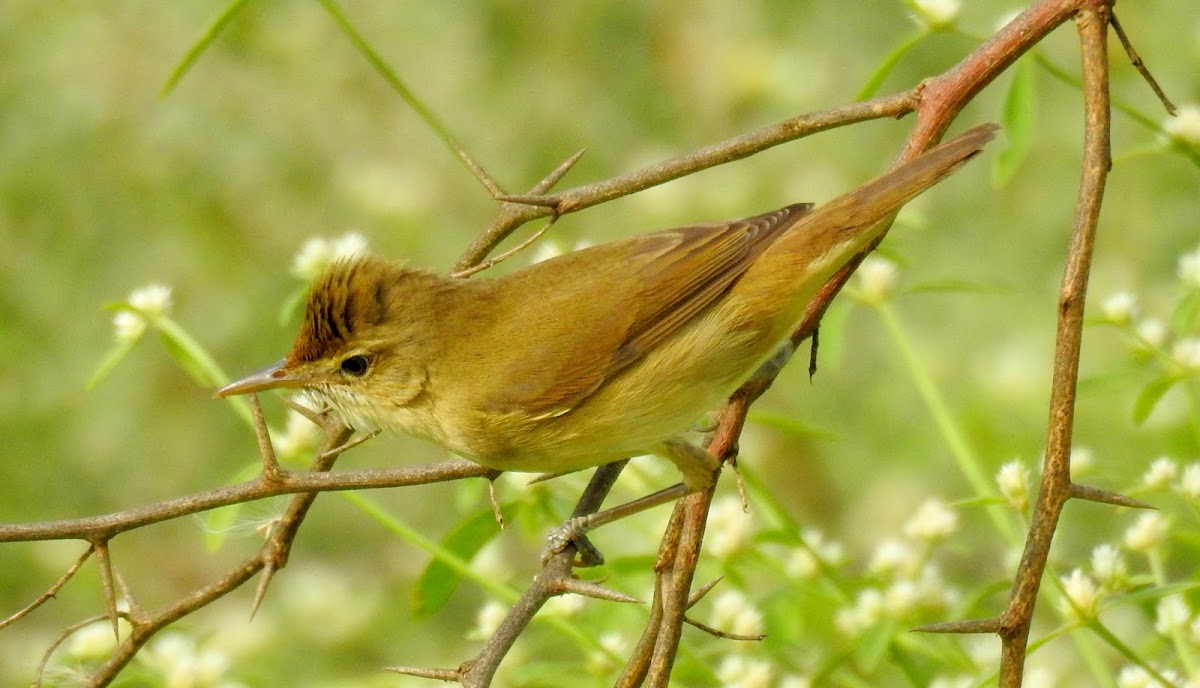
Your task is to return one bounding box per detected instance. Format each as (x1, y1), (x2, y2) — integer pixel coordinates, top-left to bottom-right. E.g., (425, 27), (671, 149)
(0, 0), (1179, 686)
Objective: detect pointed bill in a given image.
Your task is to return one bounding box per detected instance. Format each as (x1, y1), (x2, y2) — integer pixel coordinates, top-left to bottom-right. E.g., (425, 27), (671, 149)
(215, 360), (306, 398)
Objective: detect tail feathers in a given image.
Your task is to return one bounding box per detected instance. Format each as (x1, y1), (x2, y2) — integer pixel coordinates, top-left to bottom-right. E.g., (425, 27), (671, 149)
(729, 123), (997, 337)
(814, 123), (998, 231)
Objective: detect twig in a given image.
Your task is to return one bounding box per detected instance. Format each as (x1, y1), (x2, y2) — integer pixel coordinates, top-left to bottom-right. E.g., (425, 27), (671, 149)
(996, 4), (1113, 685)
(1109, 11), (1177, 115)
(0, 545), (93, 630)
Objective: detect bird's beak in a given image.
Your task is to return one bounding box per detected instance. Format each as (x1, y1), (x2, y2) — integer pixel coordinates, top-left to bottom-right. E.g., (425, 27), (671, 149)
(215, 360), (308, 398)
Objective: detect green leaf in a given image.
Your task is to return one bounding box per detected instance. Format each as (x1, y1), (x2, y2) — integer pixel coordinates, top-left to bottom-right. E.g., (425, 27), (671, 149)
(1171, 289), (1200, 334)
(161, 0), (257, 95)
(154, 316), (229, 388)
(855, 618), (898, 671)
(992, 57), (1037, 188)
(278, 285), (309, 326)
(411, 503), (515, 619)
(1132, 375), (1179, 426)
(746, 410), (837, 441)
(857, 31), (927, 101)
(86, 337), (139, 390)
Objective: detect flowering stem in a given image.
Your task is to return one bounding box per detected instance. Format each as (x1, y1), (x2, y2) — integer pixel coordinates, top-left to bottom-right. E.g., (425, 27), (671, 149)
(873, 301), (1019, 543)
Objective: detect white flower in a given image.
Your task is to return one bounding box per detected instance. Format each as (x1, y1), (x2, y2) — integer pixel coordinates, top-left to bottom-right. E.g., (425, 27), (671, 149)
(142, 633), (229, 688)
(113, 310), (147, 343)
(1136, 318), (1167, 348)
(914, 563), (957, 609)
(709, 590), (764, 637)
(1173, 338), (1200, 370)
(1116, 666), (1153, 688)
(912, 0), (961, 29)
(114, 283), (173, 341)
(996, 461), (1029, 512)
(1058, 569), (1100, 621)
(544, 592), (585, 616)
(1101, 292), (1138, 325)
(902, 499), (959, 543)
(1023, 667), (1058, 688)
(68, 620), (125, 659)
(1179, 246), (1200, 287)
(292, 232), (369, 280)
(271, 411), (321, 459)
(869, 538), (918, 577)
(1070, 446), (1095, 475)
(802, 527), (845, 567)
(784, 529), (845, 579)
(929, 677), (973, 688)
(331, 232), (368, 260)
(716, 655), (773, 688)
(1165, 104), (1200, 148)
(706, 496), (753, 558)
(471, 600), (508, 639)
(1154, 594), (1192, 635)
(855, 256), (899, 304)
(1179, 463), (1200, 499)
(786, 548), (819, 580)
(1090, 544), (1126, 587)
(835, 588), (885, 636)
(884, 579), (919, 617)
(129, 284), (173, 318)
(1124, 512), (1168, 551)
(1142, 456), (1179, 489)
(588, 631), (628, 673)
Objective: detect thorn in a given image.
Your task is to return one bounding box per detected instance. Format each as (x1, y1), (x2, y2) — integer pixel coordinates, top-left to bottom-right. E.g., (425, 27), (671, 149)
(556, 578), (640, 604)
(488, 479), (504, 530)
(1070, 483), (1155, 509)
(249, 563), (278, 620)
(1110, 12), (1177, 115)
(383, 665), (462, 680)
(91, 541), (120, 639)
(281, 395), (326, 424)
(686, 577), (724, 609)
(450, 216), (559, 278)
(729, 457), (749, 513)
(527, 469), (581, 485)
(496, 193), (561, 208)
(535, 148), (587, 193)
(316, 428), (380, 462)
(912, 617), (1002, 634)
(684, 615), (766, 641)
(808, 326), (820, 381)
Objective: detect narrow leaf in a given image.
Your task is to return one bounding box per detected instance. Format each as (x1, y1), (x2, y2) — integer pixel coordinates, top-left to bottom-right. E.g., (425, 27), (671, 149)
(857, 31), (927, 101)
(1171, 289), (1200, 334)
(154, 316), (229, 388)
(87, 338), (139, 390)
(1132, 376), (1179, 426)
(161, 0), (257, 95)
(278, 285), (308, 326)
(992, 57), (1037, 187)
(412, 504), (516, 619)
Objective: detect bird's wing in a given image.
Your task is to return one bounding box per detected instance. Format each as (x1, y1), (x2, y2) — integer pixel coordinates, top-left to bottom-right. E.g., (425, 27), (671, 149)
(480, 203), (812, 419)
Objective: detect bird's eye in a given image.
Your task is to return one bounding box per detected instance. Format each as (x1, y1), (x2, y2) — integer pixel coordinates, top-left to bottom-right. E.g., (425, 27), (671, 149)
(340, 355), (370, 376)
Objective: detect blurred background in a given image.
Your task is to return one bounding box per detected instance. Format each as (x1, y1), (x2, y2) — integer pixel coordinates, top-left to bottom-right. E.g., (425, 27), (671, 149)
(0, 1), (1197, 686)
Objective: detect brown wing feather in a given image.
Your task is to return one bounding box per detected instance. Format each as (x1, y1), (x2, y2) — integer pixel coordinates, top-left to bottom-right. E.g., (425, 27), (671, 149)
(481, 203), (812, 419)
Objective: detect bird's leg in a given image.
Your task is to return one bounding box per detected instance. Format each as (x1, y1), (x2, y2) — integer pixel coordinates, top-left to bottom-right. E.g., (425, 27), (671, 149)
(542, 439), (719, 565)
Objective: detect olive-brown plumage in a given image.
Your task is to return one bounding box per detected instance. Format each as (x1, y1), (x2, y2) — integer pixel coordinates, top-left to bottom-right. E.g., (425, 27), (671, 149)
(219, 124), (997, 494)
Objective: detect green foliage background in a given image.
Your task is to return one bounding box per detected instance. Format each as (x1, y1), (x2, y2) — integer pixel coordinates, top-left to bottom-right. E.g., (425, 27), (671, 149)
(0, 1), (1196, 686)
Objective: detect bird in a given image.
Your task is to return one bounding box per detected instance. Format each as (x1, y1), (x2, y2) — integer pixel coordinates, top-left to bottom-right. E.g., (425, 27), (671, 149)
(217, 123), (996, 545)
